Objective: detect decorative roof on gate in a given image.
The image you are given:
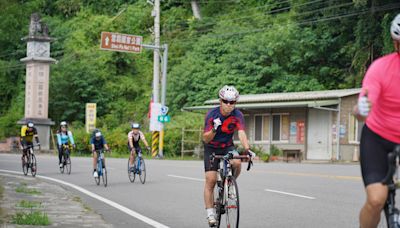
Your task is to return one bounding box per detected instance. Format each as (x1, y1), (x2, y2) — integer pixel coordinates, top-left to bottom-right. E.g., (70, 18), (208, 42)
(204, 88), (361, 105)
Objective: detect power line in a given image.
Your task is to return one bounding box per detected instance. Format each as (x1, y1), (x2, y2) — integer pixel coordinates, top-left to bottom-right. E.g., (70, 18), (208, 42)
(167, 2), (400, 46)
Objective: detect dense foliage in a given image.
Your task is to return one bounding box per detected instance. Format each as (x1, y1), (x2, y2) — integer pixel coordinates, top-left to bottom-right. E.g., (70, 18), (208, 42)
(0, 0), (399, 155)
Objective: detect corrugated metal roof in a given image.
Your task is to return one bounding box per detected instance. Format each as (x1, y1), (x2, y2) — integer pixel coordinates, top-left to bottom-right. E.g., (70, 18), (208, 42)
(183, 99), (340, 111)
(204, 88), (361, 105)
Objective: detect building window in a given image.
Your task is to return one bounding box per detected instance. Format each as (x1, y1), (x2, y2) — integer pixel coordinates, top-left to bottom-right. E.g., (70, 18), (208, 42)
(349, 114), (364, 143)
(254, 114), (289, 142)
(272, 114), (289, 141)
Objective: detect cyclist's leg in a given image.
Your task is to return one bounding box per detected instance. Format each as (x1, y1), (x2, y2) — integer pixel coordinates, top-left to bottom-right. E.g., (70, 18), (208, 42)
(359, 125), (395, 228)
(227, 147), (241, 179)
(204, 145), (219, 214)
(57, 144), (63, 165)
(101, 149), (105, 168)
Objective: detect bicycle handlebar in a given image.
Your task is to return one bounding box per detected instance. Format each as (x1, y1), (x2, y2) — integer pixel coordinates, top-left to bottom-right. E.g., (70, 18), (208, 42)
(382, 145), (400, 185)
(211, 153), (254, 171)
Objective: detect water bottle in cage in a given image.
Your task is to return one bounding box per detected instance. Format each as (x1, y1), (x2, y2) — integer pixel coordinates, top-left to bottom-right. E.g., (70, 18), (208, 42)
(100, 152), (104, 160)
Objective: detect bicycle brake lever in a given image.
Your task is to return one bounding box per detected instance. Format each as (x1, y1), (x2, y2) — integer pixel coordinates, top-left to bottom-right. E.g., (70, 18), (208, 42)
(247, 160), (253, 171)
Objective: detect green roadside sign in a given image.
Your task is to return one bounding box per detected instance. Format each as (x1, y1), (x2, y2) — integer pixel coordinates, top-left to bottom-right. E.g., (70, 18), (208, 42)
(158, 115), (170, 123)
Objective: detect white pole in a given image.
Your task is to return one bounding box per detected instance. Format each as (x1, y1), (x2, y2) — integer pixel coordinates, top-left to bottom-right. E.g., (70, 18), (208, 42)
(153, 0), (160, 103)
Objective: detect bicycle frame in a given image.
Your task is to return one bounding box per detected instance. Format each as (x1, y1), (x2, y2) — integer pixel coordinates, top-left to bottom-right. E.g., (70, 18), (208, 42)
(136, 151), (142, 173)
(96, 150), (104, 176)
(381, 145), (400, 228)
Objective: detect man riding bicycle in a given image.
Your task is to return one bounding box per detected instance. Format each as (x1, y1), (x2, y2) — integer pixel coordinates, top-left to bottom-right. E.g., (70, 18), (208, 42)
(56, 121), (75, 168)
(355, 14), (400, 228)
(127, 123), (150, 171)
(20, 121), (40, 156)
(203, 85), (254, 227)
(90, 130), (109, 178)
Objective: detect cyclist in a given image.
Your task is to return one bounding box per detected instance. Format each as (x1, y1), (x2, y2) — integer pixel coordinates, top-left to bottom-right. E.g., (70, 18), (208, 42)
(355, 14), (400, 228)
(90, 130), (109, 177)
(56, 121), (75, 168)
(203, 85), (254, 226)
(127, 123), (150, 171)
(20, 121), (40, 157)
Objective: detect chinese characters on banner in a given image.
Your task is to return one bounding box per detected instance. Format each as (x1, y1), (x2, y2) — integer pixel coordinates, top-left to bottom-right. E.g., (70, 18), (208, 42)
(86, 103), (97, 133)
(296, 120), (305, 144)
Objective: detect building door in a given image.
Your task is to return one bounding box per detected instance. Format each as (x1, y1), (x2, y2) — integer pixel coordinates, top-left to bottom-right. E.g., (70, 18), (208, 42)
(307, 109), (331, 160)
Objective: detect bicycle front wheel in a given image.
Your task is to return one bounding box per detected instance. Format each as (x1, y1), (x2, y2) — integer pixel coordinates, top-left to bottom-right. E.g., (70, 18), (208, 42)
(214, 181), (223, 228)
(31, 154), (37, 177)
(128, 158), (136, 183)
(223, 177), (239, 228)
(139, 158), (146, 184)
(102, 167), (107, 187)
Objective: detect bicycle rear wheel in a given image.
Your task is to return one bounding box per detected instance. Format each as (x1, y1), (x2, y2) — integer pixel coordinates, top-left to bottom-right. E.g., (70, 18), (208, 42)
(128, 158), (136, 183)
(65, 154), (71, 175)
(139, 158), (146, 184)
(31, 154), (37, 177)
(22, 155), (28, 176)
(102, 167), (107, 187)
(223, 177), (239, 228)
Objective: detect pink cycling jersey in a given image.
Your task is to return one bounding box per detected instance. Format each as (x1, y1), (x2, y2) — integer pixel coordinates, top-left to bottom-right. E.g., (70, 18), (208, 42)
(360, 52), (400, 143)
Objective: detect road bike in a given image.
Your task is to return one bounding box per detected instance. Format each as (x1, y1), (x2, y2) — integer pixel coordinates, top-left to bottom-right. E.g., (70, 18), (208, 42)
(381, 145), (400, 228)
(210, 151), (253, 228)
(94, 149), (107, 187)
(21, 144), (39, 177)
(59, 144), (72, 175)
(128, 149), (146, 184)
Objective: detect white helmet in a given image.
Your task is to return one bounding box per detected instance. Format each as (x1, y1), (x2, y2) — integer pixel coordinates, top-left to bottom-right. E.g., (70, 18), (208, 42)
(219, 85), (239, 101)
(391, 14), (400, 41)
(60, 121), (67, 127)
(95, 132), (102, 137)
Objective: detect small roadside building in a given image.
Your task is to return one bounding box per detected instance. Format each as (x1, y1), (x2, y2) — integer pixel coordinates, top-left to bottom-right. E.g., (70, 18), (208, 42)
(184, 88), (363, 161)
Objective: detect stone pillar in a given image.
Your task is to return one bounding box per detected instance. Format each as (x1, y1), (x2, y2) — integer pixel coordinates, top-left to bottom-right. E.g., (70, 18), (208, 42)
(18, 13), (55, 151)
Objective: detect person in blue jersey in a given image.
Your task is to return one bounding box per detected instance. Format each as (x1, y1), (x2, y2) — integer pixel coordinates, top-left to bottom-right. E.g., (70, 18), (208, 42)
(56, 121), (76, 168)
(203, 85), (255, 227)
(90, 130), (109, 177)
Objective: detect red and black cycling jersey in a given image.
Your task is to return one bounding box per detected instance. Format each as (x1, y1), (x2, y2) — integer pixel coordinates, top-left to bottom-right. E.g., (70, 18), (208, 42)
(204, 107), (245, 149)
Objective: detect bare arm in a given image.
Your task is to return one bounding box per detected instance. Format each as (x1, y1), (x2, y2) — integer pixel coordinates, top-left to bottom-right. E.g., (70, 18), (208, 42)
(203, 130), (216, 144)
(238, 130), (250, 151)
(91, 144), (95, 152)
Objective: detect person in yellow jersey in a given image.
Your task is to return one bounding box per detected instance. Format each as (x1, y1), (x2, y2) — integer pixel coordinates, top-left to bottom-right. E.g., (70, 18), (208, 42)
(20, 121), (40, 156)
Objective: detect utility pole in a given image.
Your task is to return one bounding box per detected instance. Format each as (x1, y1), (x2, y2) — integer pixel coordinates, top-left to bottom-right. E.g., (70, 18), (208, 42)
(153, 0), (160, 103)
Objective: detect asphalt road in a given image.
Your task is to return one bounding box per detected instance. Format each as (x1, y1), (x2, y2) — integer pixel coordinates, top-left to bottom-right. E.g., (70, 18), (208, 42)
(0, 153), (369, 228)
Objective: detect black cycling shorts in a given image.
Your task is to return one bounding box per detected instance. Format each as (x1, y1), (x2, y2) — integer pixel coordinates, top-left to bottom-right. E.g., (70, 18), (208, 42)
(128, 144), (141, 154)
(204, 145), (236, 172)
(360, 124), (397, 187)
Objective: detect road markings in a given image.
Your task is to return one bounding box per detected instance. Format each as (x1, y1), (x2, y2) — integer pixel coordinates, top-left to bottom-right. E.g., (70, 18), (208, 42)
(0, 169), (169, 228)
(254, 170), (361, 181)
(167, 174), (204, 182)
(265, 189), (316, 200)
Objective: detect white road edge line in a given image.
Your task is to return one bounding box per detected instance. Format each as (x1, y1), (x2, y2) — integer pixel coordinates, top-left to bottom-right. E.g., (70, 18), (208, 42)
(0, 169), (169, 228)
(167, 174), (204, 182)
(264, 189), (316, 200)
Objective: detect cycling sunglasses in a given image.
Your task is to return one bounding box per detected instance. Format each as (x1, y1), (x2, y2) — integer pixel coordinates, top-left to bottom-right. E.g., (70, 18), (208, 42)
(221, 99), (236, 105)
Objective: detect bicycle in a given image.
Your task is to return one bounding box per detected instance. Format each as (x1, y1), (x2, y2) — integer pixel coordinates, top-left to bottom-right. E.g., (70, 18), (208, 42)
(94, 149), (108, 187)
(59, 144), (72, 175)
(21, 144), (38, 177)
(381, 145), (400, 228)
(210, 151), (253, 228)
(127, 148), (146, 184)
